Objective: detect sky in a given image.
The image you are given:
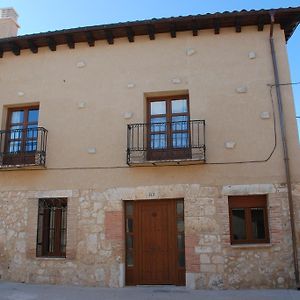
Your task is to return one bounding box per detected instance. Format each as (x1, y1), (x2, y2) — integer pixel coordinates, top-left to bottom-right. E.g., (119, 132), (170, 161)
(0, 0), (300, 136)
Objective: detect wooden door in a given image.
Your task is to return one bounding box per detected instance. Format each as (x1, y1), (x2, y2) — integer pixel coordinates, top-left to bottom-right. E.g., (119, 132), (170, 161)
(125, 199), (185, 286)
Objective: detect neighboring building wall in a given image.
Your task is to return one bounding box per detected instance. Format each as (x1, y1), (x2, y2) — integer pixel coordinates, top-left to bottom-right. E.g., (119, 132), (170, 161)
(0, 8), (19, 38)
(0, 25), (300, 288)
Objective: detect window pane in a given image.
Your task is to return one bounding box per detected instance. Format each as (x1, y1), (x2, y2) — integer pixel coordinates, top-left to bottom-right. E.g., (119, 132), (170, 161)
(150, 101), (166, 115)
(11, 111), (24, 124)
(232, 209), (246, 240)
(126, 219), (133, 233)
(177, 219), (184, 232)
(178, 251), (185, 267)
(28, 109), (39, 122)
(27, 125), (38, 138)
(49, 208), (55, 253)
(9, 141), (21, 153)
(172, 116), (188, 131)
(172, 99), (187, 113)
(26, 141), (37, 152)
(251, 208), (266, 239)
(151, 117), (166, 132)
(60, 230), (66, 253)
(172, 133), (189, 148)
(176, 201), (184, 215)
(177, 234), (185, 250)
(126, 250), (134, 267)
(126, 203), (133, 217)
(10, 126), (23, 139)
(61, 207), (67, 229)
(127, 235), (133, 248)
(151, 134), (167, 149)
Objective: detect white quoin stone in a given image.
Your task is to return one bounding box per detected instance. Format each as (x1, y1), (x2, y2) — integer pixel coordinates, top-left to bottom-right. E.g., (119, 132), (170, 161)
(127, 83), (135, 89)
(248, 51), (257, 59)
(78, 101), (86, 109)
(186, 48), (196, 56)
(260, 111), (271, 119)
(87, 147), (97, 154)
(235, 86), (248, 93)
(224, 141), (236, 149)
(171, 78), (182, 84)
(76, 61), (86, 68)
(17, 91), (25, 97)
(122, 112), (133, 119)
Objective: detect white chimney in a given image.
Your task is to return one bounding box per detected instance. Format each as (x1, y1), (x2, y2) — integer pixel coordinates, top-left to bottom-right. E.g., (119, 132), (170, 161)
(0, 7), (19, 38)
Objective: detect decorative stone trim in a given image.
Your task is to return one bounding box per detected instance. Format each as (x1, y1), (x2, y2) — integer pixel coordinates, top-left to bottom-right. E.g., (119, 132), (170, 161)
(222, 184), (276, 195)
(27, 189), (78, 198)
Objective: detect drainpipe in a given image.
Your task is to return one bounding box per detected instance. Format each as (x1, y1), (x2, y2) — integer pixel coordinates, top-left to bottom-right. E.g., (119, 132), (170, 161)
(269, 12), (300, 288)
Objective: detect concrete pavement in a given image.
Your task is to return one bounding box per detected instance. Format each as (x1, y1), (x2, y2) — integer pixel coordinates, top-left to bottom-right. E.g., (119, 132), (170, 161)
(0, 281), (300, 300)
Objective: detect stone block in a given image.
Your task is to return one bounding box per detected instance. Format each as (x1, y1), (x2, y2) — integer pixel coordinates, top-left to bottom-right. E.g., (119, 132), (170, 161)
(200, 254), (210, 264)
(201, 264), (217, 273)
(195, 246), (213, 254)
(87, 234), (97, 254)
(212, 255), (224, 264)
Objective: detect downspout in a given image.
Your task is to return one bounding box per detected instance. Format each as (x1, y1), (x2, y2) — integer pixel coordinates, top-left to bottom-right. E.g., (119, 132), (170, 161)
(269, 13), (300, 287)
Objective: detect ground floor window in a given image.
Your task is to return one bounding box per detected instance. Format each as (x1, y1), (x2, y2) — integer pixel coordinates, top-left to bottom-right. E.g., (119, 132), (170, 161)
(36, 198), (68, 257)
(228, 195), (269, 244)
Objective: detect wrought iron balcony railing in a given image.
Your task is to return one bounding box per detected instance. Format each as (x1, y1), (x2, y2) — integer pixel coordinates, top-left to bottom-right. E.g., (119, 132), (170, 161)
(0, 127), (48, 168)
(127, 120), (205, 165)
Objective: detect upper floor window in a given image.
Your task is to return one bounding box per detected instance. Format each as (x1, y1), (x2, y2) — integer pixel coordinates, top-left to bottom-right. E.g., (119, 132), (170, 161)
(0, 105), (49, 168)
(6, 106), (39, 152)
(228, 195), (270, 244)
(147, 95), (191, 160)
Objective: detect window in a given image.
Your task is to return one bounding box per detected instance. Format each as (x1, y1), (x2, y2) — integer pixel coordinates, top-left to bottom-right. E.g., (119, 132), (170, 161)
(228, 195), (269, 244)
(36, 198), (67, 257)
(3, 105), (39, 165)
(147, 95), (191, 160)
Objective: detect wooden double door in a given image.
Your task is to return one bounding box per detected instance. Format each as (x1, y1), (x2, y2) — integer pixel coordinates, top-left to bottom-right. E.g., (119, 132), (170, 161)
(125, 199), (185, 286)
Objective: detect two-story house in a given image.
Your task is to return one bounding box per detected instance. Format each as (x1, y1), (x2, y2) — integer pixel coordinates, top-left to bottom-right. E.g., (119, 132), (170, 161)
(0, 6), (300, 289)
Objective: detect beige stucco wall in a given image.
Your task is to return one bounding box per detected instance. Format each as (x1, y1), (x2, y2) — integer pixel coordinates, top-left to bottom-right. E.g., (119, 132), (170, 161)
(0, 24), (300, 289)
(0, 18), (18, 38)
(0, 24), (299, 191)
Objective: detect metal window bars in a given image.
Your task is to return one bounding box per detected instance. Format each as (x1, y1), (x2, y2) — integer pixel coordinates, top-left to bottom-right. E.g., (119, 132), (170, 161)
(127, 120), (205, 165)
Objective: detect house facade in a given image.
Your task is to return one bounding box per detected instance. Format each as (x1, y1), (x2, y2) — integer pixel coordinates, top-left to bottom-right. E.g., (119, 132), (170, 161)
(0, 7), (300, 289)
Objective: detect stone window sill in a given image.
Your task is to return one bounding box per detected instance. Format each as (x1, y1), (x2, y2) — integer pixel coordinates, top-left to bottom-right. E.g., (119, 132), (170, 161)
(35, 257), (67, 260)
(231, 243), (272, 249)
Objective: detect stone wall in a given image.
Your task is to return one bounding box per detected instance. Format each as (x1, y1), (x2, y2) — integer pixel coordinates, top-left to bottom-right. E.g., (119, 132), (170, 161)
(0, 183), (298, 289)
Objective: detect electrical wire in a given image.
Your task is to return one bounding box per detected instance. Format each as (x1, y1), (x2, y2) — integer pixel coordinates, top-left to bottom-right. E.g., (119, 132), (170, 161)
(204, 84), (277, 165)
(270, 81), (300, 86)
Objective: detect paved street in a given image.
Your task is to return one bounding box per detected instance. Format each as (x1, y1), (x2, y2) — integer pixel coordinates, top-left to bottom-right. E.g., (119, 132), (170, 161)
(0, 282), (300, 300)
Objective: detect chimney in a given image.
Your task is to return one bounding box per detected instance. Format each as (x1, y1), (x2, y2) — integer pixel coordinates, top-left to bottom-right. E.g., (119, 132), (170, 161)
(0, 7), (19, 38)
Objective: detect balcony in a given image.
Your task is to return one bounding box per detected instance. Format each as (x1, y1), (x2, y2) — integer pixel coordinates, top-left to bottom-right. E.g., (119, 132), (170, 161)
(127, 120), (205, 166)
(0, 127), (48, 169)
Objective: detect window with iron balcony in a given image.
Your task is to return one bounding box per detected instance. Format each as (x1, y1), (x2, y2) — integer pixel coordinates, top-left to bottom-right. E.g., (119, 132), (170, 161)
(126, 94), (205, 166)
(0, 105), (48, 169)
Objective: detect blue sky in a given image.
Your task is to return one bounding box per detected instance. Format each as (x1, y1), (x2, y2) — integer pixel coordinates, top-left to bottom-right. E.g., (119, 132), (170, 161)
(1, 0), (300, 135)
